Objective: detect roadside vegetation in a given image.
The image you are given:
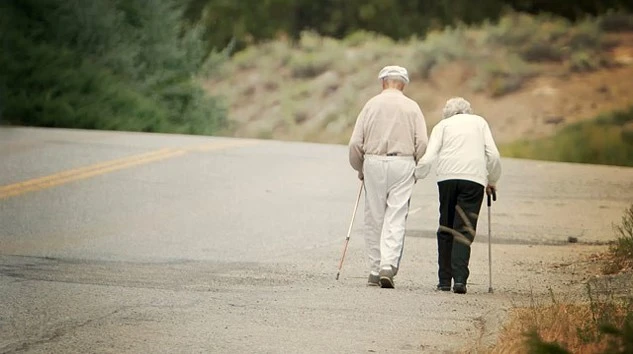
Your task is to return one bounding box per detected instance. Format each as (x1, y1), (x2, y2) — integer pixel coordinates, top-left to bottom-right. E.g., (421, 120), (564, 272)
(185, 0), (633, 53)
(491, 204), (633, 353)
(210, 11), (633, 144)
(2, 0), (633, 159)
(0, 0), (227, 135)
(502, 105), (633, 166)
(604, 204), (633, 275)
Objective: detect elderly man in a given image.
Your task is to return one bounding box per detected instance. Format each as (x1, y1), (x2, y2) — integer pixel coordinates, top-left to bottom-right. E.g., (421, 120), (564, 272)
(349, 65), (428, 289)
(415, 97), (501, 294)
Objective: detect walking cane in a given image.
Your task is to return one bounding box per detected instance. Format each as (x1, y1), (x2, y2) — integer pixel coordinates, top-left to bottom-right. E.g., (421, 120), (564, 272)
(487, 189), (497, 293)
(336, 182), (364, 280)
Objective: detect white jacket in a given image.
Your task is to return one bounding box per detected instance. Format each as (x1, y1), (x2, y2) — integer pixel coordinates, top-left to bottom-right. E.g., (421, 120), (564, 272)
(414, 114), (501, 187)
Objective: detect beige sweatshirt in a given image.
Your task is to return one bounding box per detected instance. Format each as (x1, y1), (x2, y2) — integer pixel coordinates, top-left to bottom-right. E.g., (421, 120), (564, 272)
(348, 89), (428, 173)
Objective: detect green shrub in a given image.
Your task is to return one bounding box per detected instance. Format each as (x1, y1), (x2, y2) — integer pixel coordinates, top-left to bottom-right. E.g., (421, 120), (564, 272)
(599, 11), (633, 32)
(598, 106), (633, 126)
(342, 30), (387, 47)
(297, 31), (325, 52)
(232, 47), (262, 70)
(622, 125), (633, 146)
(0, 0), (226, 135)
(412, 28), (469, 78)
(520, 42), (564, 62)
(569, 51), (605, 72)
(484, 12), (611, 72)
(486, 13), (544, 46)
(486, 13), (569, 47)
(568, 20), (603, 50)
(289, 52), (331, 78)
(501, 106), (633, 166)
(471, 54), (533, 96)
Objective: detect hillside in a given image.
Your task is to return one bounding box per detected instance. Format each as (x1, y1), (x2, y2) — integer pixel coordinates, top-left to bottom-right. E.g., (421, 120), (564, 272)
(205, 13), (633, 146)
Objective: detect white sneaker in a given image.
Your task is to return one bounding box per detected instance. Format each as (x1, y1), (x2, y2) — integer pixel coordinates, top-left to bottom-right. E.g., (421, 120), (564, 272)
(378, 266), (395, 289)
(367, 273), (380, 286)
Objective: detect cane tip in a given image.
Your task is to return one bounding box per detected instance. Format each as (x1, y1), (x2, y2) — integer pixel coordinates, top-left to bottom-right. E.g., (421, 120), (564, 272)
(488, 287), (494, 293)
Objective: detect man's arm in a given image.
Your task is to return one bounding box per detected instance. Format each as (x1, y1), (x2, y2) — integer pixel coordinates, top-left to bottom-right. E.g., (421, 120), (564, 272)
(483, 122), (501, 186)
(413, 106), (428, 163)
(348, 107), (366, 174)
(414, 123), (442, 180)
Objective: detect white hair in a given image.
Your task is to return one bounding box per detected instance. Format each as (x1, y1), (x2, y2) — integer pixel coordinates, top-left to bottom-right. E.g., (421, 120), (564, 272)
(442, 97), (473, 119)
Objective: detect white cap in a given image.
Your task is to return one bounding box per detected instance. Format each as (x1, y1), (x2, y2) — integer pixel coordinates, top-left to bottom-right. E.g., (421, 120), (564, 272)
(378, 65), (409, 84)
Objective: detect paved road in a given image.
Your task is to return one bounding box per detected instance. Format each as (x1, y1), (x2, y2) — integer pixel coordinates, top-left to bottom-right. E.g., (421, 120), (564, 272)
(1, 127), (632, 353)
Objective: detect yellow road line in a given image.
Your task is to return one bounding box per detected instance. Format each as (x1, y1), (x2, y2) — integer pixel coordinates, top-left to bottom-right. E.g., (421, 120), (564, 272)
(0, 149), (185, 199)
(0, 148), (174, 194)
(0, 139), (255, 200)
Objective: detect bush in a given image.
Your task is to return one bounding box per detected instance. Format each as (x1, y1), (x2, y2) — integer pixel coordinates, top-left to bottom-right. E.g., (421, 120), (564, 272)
(486, 13), (569, 48)
(568, 20), (603, 50)
(599, 106), (633, 126)
(0, 0), (226, 135)
(484, 12), (611, 71)
(412, 28), (469, 78)
(289, 52), (332, 78)
(569, 51), (608, 72)
(341, 30), (386, 47)
(520, 42), (564, 62)
(604, 204), (633, 274)
(599, 11), (633, 32)
(622, 124), (633, 146)
(471, 54), (533, 96)
(502, 106), (633, 166)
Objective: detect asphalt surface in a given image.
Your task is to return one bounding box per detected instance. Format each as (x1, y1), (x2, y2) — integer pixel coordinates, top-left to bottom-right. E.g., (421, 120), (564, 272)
(1, 127), (633, 353)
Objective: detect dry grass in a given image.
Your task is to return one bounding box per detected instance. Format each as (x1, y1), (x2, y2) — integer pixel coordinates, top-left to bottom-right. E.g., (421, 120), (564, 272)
(604, 204), (633, 274)
(491, 290), (633, 353)
(491, 204), (633, 353)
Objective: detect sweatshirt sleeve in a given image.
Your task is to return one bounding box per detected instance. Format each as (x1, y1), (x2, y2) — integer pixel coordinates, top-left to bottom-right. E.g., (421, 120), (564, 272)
(348, 106), (366, 173)
(414, 123), (443, 180)
(483, 122), (502, 185)
(413, 106), (428, 163)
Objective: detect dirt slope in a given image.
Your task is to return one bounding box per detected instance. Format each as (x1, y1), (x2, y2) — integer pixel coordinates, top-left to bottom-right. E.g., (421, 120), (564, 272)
(206, 32), (633, 145)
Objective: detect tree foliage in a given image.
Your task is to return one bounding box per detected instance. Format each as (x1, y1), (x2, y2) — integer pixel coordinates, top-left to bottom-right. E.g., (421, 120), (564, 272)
(0, 0), (226, 134)
(184, 0), (633, 51)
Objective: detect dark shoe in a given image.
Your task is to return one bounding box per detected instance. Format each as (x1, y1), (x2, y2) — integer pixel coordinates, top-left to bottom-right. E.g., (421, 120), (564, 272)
(437, 279), (451, 291)
(367, 273), (380, 287)
(379, 266), (395, 289)
(453, 283), (467, 294)
(436, 284), (451, 291)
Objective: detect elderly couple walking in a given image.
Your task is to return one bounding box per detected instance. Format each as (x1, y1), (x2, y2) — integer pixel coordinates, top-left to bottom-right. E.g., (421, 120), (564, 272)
(348, 65), (502, 294)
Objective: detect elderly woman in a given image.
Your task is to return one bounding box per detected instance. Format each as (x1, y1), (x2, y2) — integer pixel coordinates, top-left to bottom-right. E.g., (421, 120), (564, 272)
(415, 97), (501, 294)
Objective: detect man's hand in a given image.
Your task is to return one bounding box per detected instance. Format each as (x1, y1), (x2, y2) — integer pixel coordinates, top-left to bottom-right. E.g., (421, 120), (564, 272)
(358, 171), (364, 181)
(486, 184), (496, 196)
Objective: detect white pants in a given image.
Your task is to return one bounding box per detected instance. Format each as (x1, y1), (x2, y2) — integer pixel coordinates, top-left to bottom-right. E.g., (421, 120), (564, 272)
(363, 155), (415, 275)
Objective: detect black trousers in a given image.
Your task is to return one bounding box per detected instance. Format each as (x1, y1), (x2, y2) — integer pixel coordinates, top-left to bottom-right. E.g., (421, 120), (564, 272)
(437, 180), (484, 286)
